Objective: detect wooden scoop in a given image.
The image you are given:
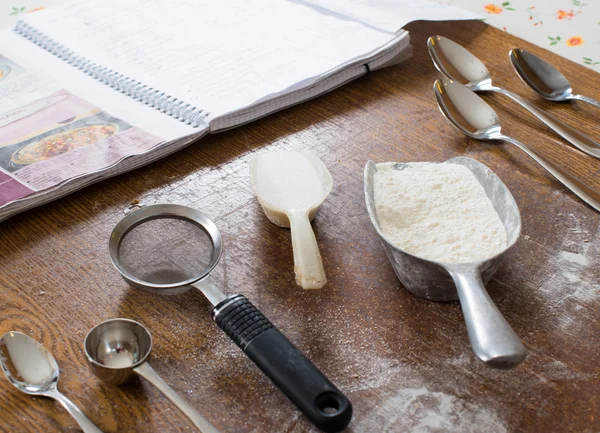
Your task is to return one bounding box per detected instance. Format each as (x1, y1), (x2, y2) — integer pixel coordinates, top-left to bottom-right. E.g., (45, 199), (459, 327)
(250, 151), (332, 289)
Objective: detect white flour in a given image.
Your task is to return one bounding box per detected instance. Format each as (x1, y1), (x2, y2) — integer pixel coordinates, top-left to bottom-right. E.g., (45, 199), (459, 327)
(373, 162), (507, 263)
(354, 387), (507, 433)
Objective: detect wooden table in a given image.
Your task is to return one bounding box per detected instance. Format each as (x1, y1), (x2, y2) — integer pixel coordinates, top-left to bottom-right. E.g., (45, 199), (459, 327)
(1, 20), (599, 433)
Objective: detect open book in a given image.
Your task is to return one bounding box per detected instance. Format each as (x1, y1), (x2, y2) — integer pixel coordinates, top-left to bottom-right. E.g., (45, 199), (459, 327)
(0, 0), (476, 222)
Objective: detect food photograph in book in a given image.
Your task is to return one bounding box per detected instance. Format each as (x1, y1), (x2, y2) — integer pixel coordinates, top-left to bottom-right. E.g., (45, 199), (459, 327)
(0, 89), (129, 172)
(0, 89), (163, 206)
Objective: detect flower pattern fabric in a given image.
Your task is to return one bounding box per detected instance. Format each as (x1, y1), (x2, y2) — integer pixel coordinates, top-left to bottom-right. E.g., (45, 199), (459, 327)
(431, 0), (600, 71)
(1, 0), (599, 71)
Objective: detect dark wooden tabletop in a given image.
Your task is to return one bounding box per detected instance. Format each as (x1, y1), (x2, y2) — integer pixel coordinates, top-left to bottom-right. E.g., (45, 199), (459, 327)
(1, 19), (599, 433)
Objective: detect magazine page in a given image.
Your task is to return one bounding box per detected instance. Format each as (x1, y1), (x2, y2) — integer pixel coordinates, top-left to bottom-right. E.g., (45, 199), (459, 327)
(0, 30), (201, 211)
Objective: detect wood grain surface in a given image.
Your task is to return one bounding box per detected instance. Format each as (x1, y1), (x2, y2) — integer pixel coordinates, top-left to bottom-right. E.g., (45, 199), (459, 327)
(1, 20), (599, 433)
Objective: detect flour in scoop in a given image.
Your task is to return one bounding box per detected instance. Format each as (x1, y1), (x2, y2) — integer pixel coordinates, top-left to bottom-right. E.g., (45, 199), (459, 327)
(373, 162), (507, 263)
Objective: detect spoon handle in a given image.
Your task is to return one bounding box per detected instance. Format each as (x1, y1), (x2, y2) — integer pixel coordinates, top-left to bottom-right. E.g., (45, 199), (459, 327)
(501, 135), (600, 212)
(447, 266), (526, 369)
(288, 209), (327, 289)
(491, 86), (600, 159)
(46, 390), (104, 433)
(133, 362), (221, 433)
(572, 94), (600, 109)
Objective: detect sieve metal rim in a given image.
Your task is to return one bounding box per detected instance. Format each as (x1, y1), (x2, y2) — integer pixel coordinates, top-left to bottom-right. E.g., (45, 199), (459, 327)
(108, 203), (223, 290)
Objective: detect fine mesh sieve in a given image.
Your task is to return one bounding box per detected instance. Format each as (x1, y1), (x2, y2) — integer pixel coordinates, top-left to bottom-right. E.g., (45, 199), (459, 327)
(109, 204), (223, 299)
(118, 218), (212, 285)
(108, 204), (352, 432)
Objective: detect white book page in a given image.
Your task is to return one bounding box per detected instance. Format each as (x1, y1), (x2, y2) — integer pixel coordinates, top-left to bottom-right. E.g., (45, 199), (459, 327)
(20, 0), (399, 120)
(0, 30), (198, 142)
(296, 0), (479, 33)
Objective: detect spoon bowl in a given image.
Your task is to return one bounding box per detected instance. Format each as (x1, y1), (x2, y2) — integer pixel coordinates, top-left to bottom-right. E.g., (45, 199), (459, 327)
(433, 78), (502, 140)
(428, 35), (600, 158)
(510, 48), (571, 101)
(434, 78), (600, 212)
(0, 332), (59, 395)
(0, 332), (103, 433)
(427, 35), (491, 91)
(510, 48), (600, 108)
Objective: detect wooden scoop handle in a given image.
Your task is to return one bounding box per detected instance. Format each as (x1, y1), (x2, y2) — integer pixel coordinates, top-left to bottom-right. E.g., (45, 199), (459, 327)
(288, 209), (327, 289)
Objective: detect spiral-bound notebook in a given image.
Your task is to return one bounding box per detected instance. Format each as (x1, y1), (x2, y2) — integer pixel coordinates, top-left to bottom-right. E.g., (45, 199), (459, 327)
(0, 0), (476, 222)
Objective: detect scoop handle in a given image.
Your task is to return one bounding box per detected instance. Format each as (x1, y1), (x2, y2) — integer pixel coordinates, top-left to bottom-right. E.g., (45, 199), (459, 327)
(448, 266), (526, 369)
(288, 209), (327, 289)
(212, 295), (352, 433)
(133, 362), (221, 433)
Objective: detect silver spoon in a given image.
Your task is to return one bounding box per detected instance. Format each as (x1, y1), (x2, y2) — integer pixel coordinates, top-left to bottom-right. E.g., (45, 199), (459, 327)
(428, 35), (600, 159)
(434, 78), (600, 213)
(510, 48), (600, 108)
(0, 331), (103, 433)
(84, 319), (221, 433)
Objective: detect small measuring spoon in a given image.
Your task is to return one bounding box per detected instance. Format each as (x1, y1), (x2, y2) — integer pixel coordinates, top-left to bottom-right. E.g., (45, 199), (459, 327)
(510, 48), (600, 108)
(433, 78), (600, 212)
(250, 151), (333, 289)
(0, 331), (103, 433)
(364, 158), (526, 368)
(84, 319), (220, 433)
(427, 35), (600, 159)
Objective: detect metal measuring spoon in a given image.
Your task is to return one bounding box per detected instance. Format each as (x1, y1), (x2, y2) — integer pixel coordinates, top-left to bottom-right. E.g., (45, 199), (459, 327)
(427, 35), (600, 159)
(510, 48), (600, 108)
(84, 319), (220, 433)
(0, 331), (103, 433)
(364, 157), (525, 369)
(434, 78), (600, 212)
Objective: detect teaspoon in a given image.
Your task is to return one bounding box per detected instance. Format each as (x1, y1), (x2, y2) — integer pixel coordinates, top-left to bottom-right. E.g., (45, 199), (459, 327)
(0, 331), (103, 433)
(510, 48), (600, 108)
(428, 35), (600, 159)
(433, 78), (600, 212)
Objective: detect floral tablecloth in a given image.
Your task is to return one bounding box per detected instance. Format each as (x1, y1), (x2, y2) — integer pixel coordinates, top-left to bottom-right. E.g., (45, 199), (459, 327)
(433, 0), (600, 70)
(1, 0), (599, 71)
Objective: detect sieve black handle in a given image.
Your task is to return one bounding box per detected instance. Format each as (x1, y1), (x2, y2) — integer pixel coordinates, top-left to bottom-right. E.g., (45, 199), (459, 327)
(211, 295), (352, 433)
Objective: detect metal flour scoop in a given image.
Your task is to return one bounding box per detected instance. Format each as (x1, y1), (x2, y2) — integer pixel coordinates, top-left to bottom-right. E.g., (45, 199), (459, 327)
(364, 157), (526, 369)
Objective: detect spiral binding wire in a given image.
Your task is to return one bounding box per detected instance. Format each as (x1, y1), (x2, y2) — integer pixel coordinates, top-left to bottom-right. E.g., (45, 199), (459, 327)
(14, 20), (210, 128)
